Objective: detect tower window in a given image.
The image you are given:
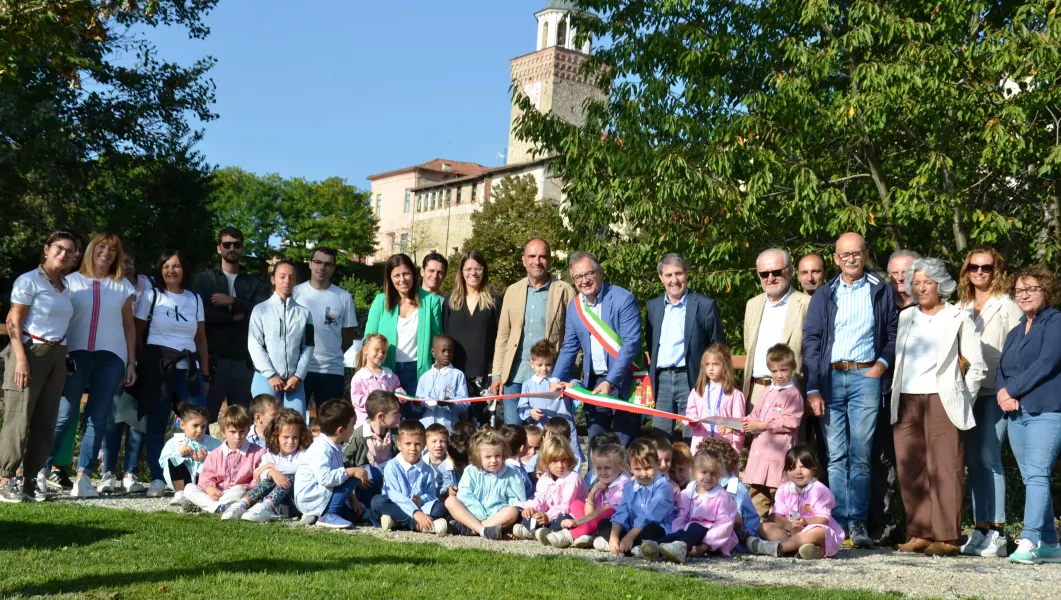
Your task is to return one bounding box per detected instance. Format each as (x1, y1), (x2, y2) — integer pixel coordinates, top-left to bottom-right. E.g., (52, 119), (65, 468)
(556, 20), (567, 48)
(471, 184), (477, 204)
(540, 21), (550, 49)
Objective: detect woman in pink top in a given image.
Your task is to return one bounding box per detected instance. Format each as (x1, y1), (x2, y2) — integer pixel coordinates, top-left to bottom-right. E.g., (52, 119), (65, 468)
(547, 442), (627, 548)
(686, 344), (746, 453)
(350, 334), (405, 427)
(513, 437), (588, 543)
(747, 445), (845, 559)
(741, 344), (804, 517)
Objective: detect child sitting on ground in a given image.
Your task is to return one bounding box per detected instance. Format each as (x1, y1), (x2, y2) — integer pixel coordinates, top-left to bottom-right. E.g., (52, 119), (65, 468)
(446, 432), (471, 480)
(686, 344), (746, 453)
(294, 400), (366, 529)
(158, 403), (221, 506)
(697, 437), (760, 554)
(548, 442), (629, 549)
(669, 442), (692, 490)
(747, 445), (844, 560)
(422, 423), (457, 499)
(309, 417), (321, 438)
(223, 408), (312, 522)
(184, 405), (265, 514)
(521, 424), (542, 478)
(513, 436), (588, 543)
(371, 420), (450, 535)
(650, 433), (683, 508)
(444, 429), (526, 540)
(527, 417), (584, 476)
(642, 450), (738, 564)
(742, 344), (804, 517)
(247, 393), (280, 449)
(418, 334), (469, 432)
(342, 390), (399, 518)
(350, 333), (405, 427)
(584, 432), (621, 488)
(517, 340), (583, 464)
(499, 424), (535, 499)
(598, 439), (675, 557)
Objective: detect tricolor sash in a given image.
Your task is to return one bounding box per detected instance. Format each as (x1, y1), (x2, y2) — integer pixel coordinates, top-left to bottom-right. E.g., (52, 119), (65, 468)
(574, 297), (655, 408)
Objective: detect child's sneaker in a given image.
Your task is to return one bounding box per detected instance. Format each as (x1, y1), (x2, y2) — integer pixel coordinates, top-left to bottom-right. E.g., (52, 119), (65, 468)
(380, 515), (395, 531)
(242, 503), (275, 523)
(639, 540), (660, 561)
(432, 518), (449, 536)
(299, 514), (319, 526)
(97, 472), (118, 493)
(511, 523), (534, 540)
(169, 491), (185, 506)
(548, 529), (574, 548)
(123, 474), (146, 494)
(659, 541), (687, 564)
(1009, 538), (1040, 564)
(747, 536), (781, 557)
(798, 543), (824, 560)
(448, 520), (474, 537)
(317, 513), (353, 529)
(221, 503), (247, 521)
(71, 475), (100, 498)
(534, 527), (551, 545)
(481, 525), (503, 540)
(572, 534), (595, 549)
(629, 545), (643, 558)
(593, 536), (610, 552)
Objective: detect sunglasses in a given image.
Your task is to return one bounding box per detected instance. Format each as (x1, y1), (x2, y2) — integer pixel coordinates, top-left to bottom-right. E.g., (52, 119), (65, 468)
(966, 263), (994, 274)
(758, 269), (786, 279)
(221, 241), (243, 250)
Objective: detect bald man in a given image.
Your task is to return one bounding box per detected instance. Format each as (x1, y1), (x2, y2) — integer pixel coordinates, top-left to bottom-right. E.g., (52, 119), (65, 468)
(797, 253), (827, 295)
(801, 232), (898, 549)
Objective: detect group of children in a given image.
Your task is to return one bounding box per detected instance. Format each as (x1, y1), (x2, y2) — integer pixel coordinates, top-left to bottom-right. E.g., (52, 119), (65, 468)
(154, 330), (845, 563)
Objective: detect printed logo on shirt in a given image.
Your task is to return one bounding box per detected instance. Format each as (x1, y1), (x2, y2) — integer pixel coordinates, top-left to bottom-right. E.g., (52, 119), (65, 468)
(803, 503), (812, 514)
(324, 306), (338, 326)
(167, 306), (189, 322)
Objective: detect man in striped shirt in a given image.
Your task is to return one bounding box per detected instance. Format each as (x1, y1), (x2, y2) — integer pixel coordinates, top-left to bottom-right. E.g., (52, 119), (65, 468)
(802, 232), (898, 549)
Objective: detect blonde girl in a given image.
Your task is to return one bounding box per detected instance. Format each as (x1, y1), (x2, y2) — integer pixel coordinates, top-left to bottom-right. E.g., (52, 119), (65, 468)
(444, 430), (526, 540)
(350, 333), (405, 427)
(686, 344), (746, 453)
(513, 436), (588, 543)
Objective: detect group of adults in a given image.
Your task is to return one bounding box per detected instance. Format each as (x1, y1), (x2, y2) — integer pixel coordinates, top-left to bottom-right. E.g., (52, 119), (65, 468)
(2, 227), (1060, 563)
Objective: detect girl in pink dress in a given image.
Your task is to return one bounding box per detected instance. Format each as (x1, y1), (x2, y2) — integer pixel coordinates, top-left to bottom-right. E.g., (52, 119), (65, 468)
(747, 445), (845, 559)
(548, 443), (628, 549)
(640, 450), (739, 564)
(513, 436), (589, 543)
(686, 344), (746, 453)
(350, 334), (405, 428)
(741, 343), (804, 517)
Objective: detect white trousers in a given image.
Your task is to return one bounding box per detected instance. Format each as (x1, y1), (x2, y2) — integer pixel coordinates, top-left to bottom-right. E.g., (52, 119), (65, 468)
(184, 484), (247, 513)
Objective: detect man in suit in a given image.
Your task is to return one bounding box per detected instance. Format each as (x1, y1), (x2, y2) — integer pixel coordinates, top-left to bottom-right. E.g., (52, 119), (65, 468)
(490, 238), (574, 425)
(552, 252), (643, 446)
(644, 253), (726, 440)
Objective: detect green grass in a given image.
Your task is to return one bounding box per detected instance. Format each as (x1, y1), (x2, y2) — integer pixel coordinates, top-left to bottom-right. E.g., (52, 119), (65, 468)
(0, 504), (902, 600)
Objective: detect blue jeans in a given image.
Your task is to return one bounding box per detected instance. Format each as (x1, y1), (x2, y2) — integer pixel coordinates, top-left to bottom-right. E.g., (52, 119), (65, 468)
(145, 368), (190, 482)
(503, 382), (523, 426)
(963, 392), (1008, 524)
(1007, 406), (1061, 545)
(326, 477), (361, 521)
(394, 361), (421, 420)
(651, 369), (691, 441)
(822, 368), (881, 526)
(251, 372), (307, 417)
(46, 350), (126, 474)
(102, 392), (144, 477)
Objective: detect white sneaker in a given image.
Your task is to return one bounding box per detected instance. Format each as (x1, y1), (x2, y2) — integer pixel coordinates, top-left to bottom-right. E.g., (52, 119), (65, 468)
(145, 479), (166, 498)
(169, 491), (185, 506)
(433, 518), (449, 536)
(380, 515), (395, 531)
(639, 540), (659, 561)
(512, 523), (534, 540)
(630, 545), (644, 559)
(123, 474), (146, 494)
(961, 529), (986, 555)
(534, 527), (551, 545)
(221, 503), (248, 521)
(242, 503), (276, 523)
(317, 513), (353, 529)
(659, 541), (688, 564)
(593, 536), (610, 552)
(979, 530), (1008, 558)
(300, 514), (319, 526)
(572, 534), (595, 549)
(34, 472), (49, 500)
(71, 475), (100, 498)
(97, 472), (117, 494)
(548, 529), (575, 548)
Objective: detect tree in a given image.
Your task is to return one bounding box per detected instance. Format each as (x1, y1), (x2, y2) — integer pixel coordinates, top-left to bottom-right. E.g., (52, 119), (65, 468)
(514, 1), (1061, 344)
(456, 174), (567, 289)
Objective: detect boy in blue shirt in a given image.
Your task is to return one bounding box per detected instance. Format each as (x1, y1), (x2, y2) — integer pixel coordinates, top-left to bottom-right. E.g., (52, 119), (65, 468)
(598, 438), (674, 555)
(371, 420), (449, 535)
(417, 334), (469, 432)
(518, 340), (583, 465)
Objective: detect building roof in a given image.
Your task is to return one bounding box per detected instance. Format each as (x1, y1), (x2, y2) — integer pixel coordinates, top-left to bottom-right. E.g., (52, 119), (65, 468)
(366, 158), (489, 182)
(539, 0), (582, 12)
(411, 156), (554, 191)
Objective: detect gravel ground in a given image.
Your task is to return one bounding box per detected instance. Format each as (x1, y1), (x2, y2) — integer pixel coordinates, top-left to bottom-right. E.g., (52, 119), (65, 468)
(36, 491), (1058, 600)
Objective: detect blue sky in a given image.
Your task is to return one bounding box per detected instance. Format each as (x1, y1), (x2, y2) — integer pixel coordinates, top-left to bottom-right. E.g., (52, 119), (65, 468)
(145, 0), (549, 188)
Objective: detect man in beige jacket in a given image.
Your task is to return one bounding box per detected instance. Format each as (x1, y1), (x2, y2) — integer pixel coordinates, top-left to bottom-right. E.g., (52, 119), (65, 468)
(489, 238), (574, 425)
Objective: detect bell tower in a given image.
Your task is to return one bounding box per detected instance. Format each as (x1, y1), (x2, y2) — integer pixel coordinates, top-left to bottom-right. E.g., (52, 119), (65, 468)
(506, 1), (604, 165)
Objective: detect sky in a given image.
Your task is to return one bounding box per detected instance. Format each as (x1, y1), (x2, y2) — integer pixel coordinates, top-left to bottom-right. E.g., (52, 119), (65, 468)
(144, 0), (550, 188)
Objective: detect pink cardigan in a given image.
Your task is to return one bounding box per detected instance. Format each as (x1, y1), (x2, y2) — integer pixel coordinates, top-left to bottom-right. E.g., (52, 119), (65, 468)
(198, 441), (266, 491)
(743, 384), (803, 488)
(686, 384), (746, 453)
(521, 470), (589, 520)
(350, 367), (405, 428)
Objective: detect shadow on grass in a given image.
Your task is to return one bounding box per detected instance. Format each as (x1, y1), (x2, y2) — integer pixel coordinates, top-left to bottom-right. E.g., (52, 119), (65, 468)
(7, 556), (422, 597)
(0, 520), (130, 551)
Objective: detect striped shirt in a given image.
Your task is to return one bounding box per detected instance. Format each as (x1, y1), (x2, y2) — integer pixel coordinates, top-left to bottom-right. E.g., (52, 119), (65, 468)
(829, 274), (876, 363)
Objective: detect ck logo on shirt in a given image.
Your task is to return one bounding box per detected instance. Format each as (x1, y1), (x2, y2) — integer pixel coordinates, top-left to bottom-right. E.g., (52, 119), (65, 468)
(324, 306), (338, 326)
(166, 306), (189, 322)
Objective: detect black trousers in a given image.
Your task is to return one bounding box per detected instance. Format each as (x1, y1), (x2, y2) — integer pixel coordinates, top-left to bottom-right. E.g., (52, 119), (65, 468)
(598, 519), (667, 545)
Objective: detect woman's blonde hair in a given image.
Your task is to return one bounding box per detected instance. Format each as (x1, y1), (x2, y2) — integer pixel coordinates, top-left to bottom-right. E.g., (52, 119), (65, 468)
(80, 233), (125, 281)
(537, 436), (576, 472)
(448, 250), (497, 312)
(356, 334), (389, 370)
(693, 343), (736, 395)
(957, 245), (1009, 305)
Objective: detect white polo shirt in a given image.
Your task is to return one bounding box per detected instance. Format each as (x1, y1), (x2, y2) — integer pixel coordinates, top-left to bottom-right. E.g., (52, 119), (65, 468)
(10, 267), (74, 344)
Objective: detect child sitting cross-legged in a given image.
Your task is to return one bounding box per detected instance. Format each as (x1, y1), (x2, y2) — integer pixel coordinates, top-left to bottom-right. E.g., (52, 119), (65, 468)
(527, 417), (583, 477)
(342, 389), (400, 517)
(597, 439), (675, 557)
(422, 423), (457, 499)
(444, 429), (526, 540)
(548, 442), (629, 549)
(513, 436), (588, 544)
(223, 408), (312, 522)
(247, 393), (280, 449)
(158, 403), (220, 507)
(521, 424), (542, 479)
(641, 450), (739, 564)
(697, 437), (760, 555)
(498, 425), (535, 499)
(371, 420), (450, 535)
(294, 400), (367, 529)
(183, 405), (266, 514)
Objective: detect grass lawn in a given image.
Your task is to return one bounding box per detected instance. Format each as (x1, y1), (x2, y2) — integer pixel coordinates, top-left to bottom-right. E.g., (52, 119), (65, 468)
(0, 504), (905, 600)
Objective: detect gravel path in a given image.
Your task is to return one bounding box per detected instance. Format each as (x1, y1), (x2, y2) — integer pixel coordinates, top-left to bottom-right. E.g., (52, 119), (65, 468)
(40, 492), (1057, 600)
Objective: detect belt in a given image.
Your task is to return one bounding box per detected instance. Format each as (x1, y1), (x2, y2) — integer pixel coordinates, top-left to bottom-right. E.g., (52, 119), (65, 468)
(752, 377), (772, 386)
(22, 331), (63, 346)
(656, 366), (687, 374)
(831, 361), (875, 371)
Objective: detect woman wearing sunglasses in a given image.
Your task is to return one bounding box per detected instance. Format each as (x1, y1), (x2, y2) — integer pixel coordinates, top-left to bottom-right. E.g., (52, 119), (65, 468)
(956, 245), (1020, 557)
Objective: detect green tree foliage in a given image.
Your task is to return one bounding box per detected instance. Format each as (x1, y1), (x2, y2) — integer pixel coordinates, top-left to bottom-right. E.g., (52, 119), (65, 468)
(514, 0), (1061, 344)
(456, 174), (567, 289)
(208, 167), (380, 265)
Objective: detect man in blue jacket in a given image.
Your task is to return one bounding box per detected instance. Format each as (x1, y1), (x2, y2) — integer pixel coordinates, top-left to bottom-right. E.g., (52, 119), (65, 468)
(552, 252), (643, 447)
(802, 232), (897, 549)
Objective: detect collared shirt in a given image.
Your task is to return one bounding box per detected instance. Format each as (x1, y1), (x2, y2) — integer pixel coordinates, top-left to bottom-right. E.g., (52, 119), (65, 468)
(830, 274), (876, 363)
(720, 475), (760, 537)
(198, 439), (265, 491)
(593, 474), (630, 508)
(350, 366), (404, 428)
(247, 426), (266, 450)
(11, 267), (73, 343)
(506, 458), (536, 499)
(612, 474), (675, 533)
(417, 364), (469, 432)
(517, 376), (584, 465)
(582, 293), (609, 376)
(521, 469), (589, 519)
(294, 435), (349, 517)
(260, 449), (304, 477)
(361, 422), (394, 468)
(382, 453), (440, 518)
(512, 279), (553, 384)
(656, 291), (688, 369)
(455, 464), (527, 522)
(752, 288), (792, 377)
(421, 450), (456, 493)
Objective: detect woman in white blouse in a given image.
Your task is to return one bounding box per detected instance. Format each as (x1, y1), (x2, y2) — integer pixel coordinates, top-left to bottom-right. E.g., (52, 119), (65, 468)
(41, 233), (138, 499)
(955, 245), (1021, 557)
(890, 258), (986, 557)
(0, 232), (77, 503)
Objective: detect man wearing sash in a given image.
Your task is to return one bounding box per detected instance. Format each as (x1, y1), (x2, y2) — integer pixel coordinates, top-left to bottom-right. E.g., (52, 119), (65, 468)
(644, 253), (726, 441)
(552, 252), (643, 446)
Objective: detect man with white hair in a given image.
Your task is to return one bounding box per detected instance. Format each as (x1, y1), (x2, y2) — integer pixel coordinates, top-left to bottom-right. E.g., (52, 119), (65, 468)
(888, 250), (921, 309)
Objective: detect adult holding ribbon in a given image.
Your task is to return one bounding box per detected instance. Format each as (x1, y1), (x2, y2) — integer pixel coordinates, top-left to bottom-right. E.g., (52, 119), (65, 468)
(551, 252), (643, 447)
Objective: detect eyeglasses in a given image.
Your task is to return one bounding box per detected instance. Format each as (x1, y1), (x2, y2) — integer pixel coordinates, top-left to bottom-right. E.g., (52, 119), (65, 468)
(758, 269), (786, 280)
(572, 269), (598, 283)
(462, 267), (484, 274)
(1014, 286), (1043, 298)
(221, 241), (243, 250)
(835, 251), (864, 261)
(310, 260), (335, 269)
(966, 263), (995, 274)
(49, 244), (76, 256)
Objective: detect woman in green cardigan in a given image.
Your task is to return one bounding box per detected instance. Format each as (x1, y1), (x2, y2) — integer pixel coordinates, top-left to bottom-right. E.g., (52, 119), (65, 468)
(363, 253), (443, 417)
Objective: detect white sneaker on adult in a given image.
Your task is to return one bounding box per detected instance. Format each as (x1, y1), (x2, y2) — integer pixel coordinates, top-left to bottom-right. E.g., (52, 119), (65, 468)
(123, 474), (146, 494)
(34, 472), (49, 500)
(317, 513), (353, 529)
(97, 472), (117, 494)
(978, 530), (1008, 558)
(960, 529), (986, 556)
(71, 475), (100, 498)
(169, 491), (185, 506)
(145, 479), (166, 498)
